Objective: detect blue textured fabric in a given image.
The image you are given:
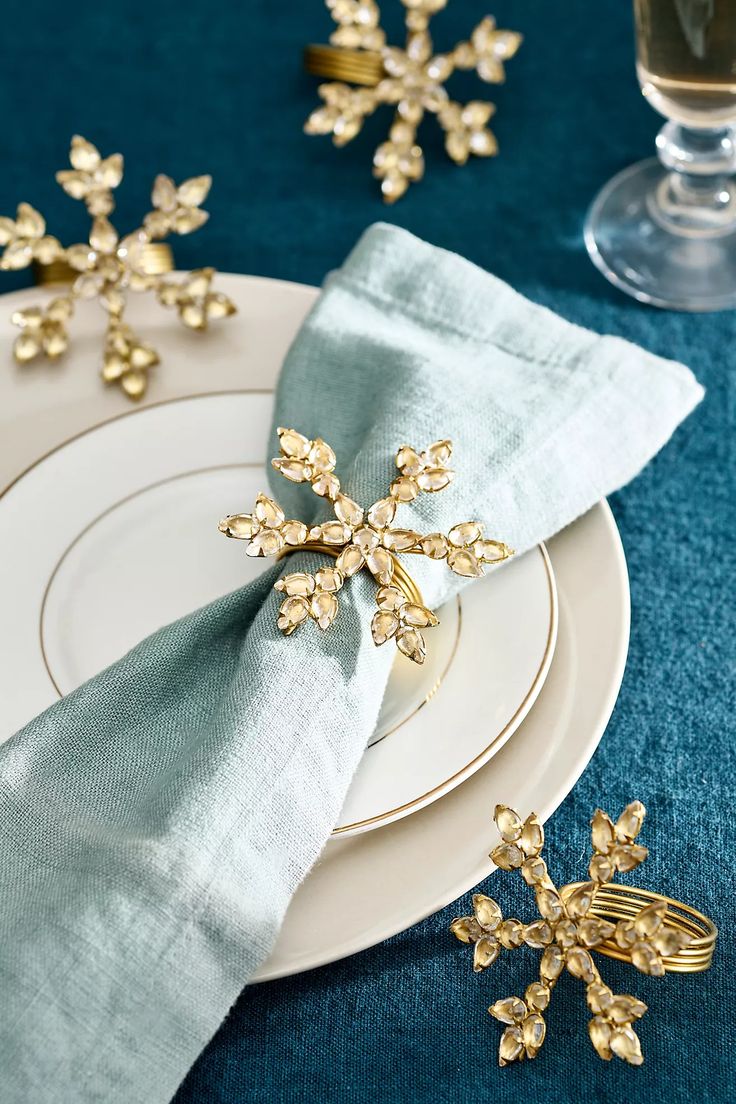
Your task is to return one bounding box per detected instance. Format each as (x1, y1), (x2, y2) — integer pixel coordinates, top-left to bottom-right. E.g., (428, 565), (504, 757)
(0, 2), (733, 1103)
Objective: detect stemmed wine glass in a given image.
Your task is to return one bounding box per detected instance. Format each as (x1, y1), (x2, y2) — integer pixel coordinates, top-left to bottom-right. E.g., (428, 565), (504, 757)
(585, 0), (736, 311)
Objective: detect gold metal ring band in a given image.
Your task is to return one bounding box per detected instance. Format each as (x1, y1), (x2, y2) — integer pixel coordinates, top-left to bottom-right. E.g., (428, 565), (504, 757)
(277, 541), (425, 607)
(561, 882), (717, 973)
(304, 44), (384, 87)
(34, 242), (175, 287)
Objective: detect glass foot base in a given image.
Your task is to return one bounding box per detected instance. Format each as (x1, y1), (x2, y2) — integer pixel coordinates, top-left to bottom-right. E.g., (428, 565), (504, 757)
(585, 158), (736, 312)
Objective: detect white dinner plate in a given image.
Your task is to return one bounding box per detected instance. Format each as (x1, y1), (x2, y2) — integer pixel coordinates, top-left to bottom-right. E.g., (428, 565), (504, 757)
(0, 273), (629, 978)
(0, 391), (557, 836)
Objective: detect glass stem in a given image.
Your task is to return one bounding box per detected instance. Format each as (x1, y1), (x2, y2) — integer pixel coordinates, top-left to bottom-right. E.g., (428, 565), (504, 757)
(653, 122), (736, 237)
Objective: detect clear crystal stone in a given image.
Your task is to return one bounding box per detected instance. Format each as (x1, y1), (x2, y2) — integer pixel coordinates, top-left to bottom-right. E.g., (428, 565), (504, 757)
(612, 843), (648, 872)
(376, 585), (407, 611)
(218, 513), (258, 540)
(554, 919), (578, 948)
(566, 947), (595, 982)
(281, 520), (308, 546)
(473, 935), (500, 972)
(525, 982), (551, 1012)
(631, 942), (665, 976)
(336, 545), (365, 577)
(591, 808), (615, 853)
(520, 814), (544, 856)
(653, 926), (691, 955)
(272, 458), (311, 483)
(246, 529), (283, 557)
(417, 467), (453, 492)
(419, 533), (449, 559)
(520, 857), (549, 886)
(308, 438), (336, 473)
(634, 901), (666, 938)
(425, 439), (452, 465)
(473, 539), (510, 563)
(382, 528), (419, 551)
(334, 494), (364, 527)
(311, 590), (338, 630)
(490, 842), (523, 870)
(609, 995), (647, 1022)
(395, 445), (423, 475)
(371, 610), (399, 645)
(589, 853), (614, 883)
(447, 548), (482, 577)
(315, 567), (343, 593)
(489, 996), (526, 1025)
(497, 919), (524, 948)
(539, 944), (565, 981)
(366, 547), (394, 585)
(588, 1016), (613, 1061)
(494, 804), (522, 841)
(472, 894), (502, 930)
(274, 572), (315, 597)
(615, 800), (646, 843)
(577, 918), (615, 947)
(448, 521), (482, 547)
(535, 887), (564, 924)
(277, 427), (311, 459)
(400, 603), (437, 627)
(354, 526), (380, 553)
(586, 982), (613, 1014)
(312, 473), (340, 499)
(390, 476), (419, 502)
(498, 1026), (523, 1066)
(565, 881), (595, 919)
(318, 521), (352, 545)
(13, 332), (40, 361)
(449, 916), (482, 944)
(276, 595), (309, 634)
(610, 1026), (643, 1066)
(523, 920), (553, 949)
(367, 498), (397, 529)
(396, 626), (426, 663)
(615, 920), (637, 949)
(522, 1012), (546, 1054)
(254, 493), (284, 528)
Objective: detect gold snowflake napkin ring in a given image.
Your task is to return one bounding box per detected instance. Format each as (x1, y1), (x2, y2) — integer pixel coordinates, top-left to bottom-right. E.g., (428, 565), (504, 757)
(304, 0), (522, 202)
(219, 429), (513, 664)
(0, 135), (236, 400)
(451, 802), (717, 1067)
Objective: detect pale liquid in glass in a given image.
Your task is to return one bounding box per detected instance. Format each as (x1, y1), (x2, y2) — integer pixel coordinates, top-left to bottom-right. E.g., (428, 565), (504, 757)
(634, 0), (736, 125)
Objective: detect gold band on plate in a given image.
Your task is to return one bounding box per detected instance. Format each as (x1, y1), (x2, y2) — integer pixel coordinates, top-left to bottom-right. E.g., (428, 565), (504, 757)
(277, 540), (425, 607)
(304, 44), (384, 87)
(33, 242), (175, 287)
(561, 882), (717, 973)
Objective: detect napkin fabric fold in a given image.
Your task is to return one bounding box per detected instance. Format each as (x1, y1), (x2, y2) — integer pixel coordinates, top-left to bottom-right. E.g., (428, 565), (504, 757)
(0, 224), (703, 1104)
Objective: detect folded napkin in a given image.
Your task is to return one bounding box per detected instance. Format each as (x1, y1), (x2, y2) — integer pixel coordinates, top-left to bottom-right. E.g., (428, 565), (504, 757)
(0, 224), (703, 1104)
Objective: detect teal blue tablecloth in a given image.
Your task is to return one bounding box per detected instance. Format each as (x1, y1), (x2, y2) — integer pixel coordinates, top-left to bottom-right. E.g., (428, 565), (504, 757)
(0, 1), (732, 1101)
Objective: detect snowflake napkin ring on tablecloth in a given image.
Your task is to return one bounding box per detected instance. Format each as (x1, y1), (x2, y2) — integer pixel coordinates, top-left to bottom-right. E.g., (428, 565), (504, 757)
(451, 801), (717, 1067)
(304, 0), (522, 202)
(219, 428), (513, 664)
(0, 135), (236, 400)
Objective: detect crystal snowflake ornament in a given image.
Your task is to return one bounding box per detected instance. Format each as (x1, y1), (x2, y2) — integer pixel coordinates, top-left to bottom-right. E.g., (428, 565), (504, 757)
(219, 428), (513, 663)
(305, 0), (522, 201)
(451, 801), (702, 1067)
(0, 135), (236, 400)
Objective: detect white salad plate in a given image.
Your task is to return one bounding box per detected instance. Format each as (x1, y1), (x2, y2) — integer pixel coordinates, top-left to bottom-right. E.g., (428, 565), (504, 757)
(0, 274), (629, 978)
(0, 390), (556, 836)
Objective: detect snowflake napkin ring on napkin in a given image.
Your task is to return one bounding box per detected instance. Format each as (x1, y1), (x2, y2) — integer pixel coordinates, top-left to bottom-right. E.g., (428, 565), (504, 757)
(219, 428), (513, 664)
(304, 0), (522, 202)
(451, 801), (717, 1066)
(0, 135), (236, 400)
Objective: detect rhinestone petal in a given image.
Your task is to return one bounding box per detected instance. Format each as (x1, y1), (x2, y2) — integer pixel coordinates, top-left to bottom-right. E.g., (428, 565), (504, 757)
(246, 529), (283, 557)
(520, 814), (544, 856)
(353, 526), (380, 553)
(525, 982), (551, 1012)
(473, 935), (500, 972)
(390, 476), (419, 502)
(315, 567), (343, 593)
(539, 944), (565, 981)
(395, 445), (423, 475)
(425, 439), (452, 465)
(631, 942), (665, 977)
(336, 544), (365, 577)
(417, 467), (453, 492)
(308, 438), (336, 473)
(566, 946), (595, 982)
(523, 1013), (546, 1055)
(448, 521), (482, 547)
(523, 920), (553, 949)
(274, 573), (315, 597)
(634, 901), (666, 938)
(367, 497), (397, 529)
(334, 494), (364, 527)
(450, 916), (482, 944)
(497, 919), (524, 949)
(586, 982), (613, 1014)
(277, 427), (311, 459)
(311, 590), (339, 630)
(491, 842), (523, 870)
(376, 585), (407, 612)
(419, 533), (449, 559)
(589, 853), (614, 883)
(495, 804), (522, 842)
(565, 882), (595, 920)
(396, 626), (426, 664)
(489, 997), (526, 1025)
(610, 1025), (643, 1066)
(254, 493), (285, 528)
(371, 610), (399, 645)
(498, 1026), (523, 1066)
(276, 595), (309, 634)
(615, 800), (646, 843)
(272, 458), (311, 483)
(366, 547), (394, 585)
(218, 513), (258, 541)
(472, 894), (502, 931)
(281, 520), (308, 546)
(400, 603), (438, 628)
(535, 888), (564, 924)
(382, 528), (419, 551)
(447, 548), (482, 577)
(312, 472), (340, 499)
(591, 808), (616, 853)
(588, 1016), (613, 1061)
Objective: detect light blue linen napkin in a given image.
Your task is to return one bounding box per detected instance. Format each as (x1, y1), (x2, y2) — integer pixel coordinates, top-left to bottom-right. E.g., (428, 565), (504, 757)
(0, 224), (703, 1103)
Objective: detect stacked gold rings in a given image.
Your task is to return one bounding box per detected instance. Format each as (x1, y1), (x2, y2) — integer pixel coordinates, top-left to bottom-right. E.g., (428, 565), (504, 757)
(277, 540), (425, 607)
(304, 44), (384, 87)
(562, 882), (717, 973)
(34, 242), (175, 287)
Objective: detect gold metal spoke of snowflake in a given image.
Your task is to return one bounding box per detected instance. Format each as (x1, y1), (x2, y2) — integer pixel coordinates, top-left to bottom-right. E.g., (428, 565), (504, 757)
(451, 801), (717, 1067)
(0, 135), (236, 400)
(219, 428), (513, 663)
(304, 0), (522, 202)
